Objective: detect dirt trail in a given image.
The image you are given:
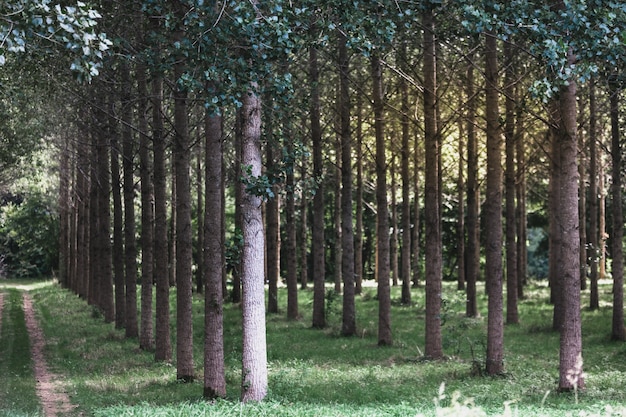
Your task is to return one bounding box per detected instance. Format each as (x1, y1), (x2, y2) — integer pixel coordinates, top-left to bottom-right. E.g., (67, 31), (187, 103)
(22, 293), (77, 417)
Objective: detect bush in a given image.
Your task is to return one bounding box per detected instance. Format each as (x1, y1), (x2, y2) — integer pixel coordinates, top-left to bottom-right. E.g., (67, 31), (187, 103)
(0, 190), (58, 278)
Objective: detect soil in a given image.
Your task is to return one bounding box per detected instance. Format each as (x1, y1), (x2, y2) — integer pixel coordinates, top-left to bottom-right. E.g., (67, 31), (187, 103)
(22, 293), (78, 417)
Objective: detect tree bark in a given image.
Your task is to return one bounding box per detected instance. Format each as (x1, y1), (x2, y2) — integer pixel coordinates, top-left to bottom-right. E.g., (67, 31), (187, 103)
(371, 53), (392, 346)
(111, 117), (125, 329)
(400, 42), (412, 305)
(122, 60), (138, 338)
(484, 31), (504, 375)
(240, 85), (268, 402)
(204, 107), (226, 398)
(310, 43), (326, 329)
(265, 135), (280, 314)
(355, 91), (364, 295)
(556, 46), (584, 392)
(137, 60), (154, 351)
(504, 41), (518, 325)
(610, 85), (625, 341)
(589, 80), (600, 310)
(423, 6), (442, 358)
(338, 32), (355, 336)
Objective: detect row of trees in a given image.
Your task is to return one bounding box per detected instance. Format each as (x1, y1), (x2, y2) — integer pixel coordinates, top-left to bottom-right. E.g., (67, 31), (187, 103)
(3, 0), (626, 404)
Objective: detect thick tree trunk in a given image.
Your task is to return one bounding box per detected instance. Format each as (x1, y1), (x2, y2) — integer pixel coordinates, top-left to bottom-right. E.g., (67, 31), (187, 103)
(240, 86), (268, 402)
(484, 31), (504, 375)
(372, 53), (392, 346)
(204, 108), (226, 398)
(610, 86), (625, 341)
(550, 121), (564, 330)
(310, 44), (326, 329)
(504, 42), (518, 325)
(557, 47), (584, 392)
(423, 6), (442, 358)
(338, 32), (356, 336)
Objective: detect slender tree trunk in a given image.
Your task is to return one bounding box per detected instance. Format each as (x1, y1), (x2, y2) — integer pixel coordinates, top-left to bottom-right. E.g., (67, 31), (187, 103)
(484, 31), (504, 375)
(299, 142), (309, 291)
(153, 70), (172, 363)
(556, 46), (584, 392)
(516, 102), (527, 299)
(285, 112), (299, 320)
(412, 132), (421, 289)
(466, 52), (479, 317)
(111, 127), (125, 329)
(333, 135), (343, 294)
(390, 157), (399, 287)
(599, 166), (607, 281)
(232, 108), (243, 304)
(371, 53), (392, 346)
(265, 136), (280, 314)
(76, 137), (90, 300)
(610, 85), (626, 341)
(457, 117), (466, 292)
(504, 42), (518, 325)
(173, 4), (194, 380)
(589, 81), (600, 310)
(550, 120), (564, 330)
(137, 60), (154, 351)
(423, 6), (442, 357)
(310, 43), (326, 329)
(355, 92), (364, 295)
(122, 60), (138, 338)
(58, 137), (70, 288)
(338, 32), (356, 336)
(204, 107), (226, 398)
(169, 162), (177, 287)
(240, 85), (268, 402)
(196, 148), (204, 295)
(400, 43), (412, 304)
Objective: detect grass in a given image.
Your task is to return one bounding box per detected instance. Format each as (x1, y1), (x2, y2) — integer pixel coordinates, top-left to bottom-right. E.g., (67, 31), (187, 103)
(6, 278), (626, 416)
(0, 288), (42, 416)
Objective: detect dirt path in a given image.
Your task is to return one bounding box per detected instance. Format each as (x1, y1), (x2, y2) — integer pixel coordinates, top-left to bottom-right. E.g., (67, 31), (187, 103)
(22, 293), (78, 417)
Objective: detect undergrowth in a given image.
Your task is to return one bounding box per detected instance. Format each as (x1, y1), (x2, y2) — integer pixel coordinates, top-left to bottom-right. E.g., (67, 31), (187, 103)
(7, 279), (626, 416)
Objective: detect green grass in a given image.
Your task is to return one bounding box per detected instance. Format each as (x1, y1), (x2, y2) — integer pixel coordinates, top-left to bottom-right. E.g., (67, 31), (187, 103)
(15, 279), (626, 416)
(0, 289), (42, 416)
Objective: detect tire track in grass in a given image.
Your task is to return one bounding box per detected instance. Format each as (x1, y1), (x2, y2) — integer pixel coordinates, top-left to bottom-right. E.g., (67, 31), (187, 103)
(23, 292), (77, 417)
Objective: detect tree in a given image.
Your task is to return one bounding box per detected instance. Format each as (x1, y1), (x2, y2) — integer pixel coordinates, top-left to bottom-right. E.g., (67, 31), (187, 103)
(338, 31), (356, 337)
(172, 0), (194, 382)
(203, 106), (226, 398)
(423, 2), (442, 358)
(484, 29), (504, 375)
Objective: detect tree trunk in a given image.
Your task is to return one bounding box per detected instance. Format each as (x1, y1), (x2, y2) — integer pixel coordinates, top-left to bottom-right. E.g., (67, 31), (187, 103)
(400, 43), (412, 305)
(196, 148), (204, 295)
(310, 43), (326, 329)
(423, 6), (442, 358)
(153, 70), (172, 363)
(556, 46), (584, 392)
(173, 5), (194, 380)
(390, 157), (399, 287)
(504, 42), (518, 325)
(516, 101), (527, 299)
(137, 60), (154, 351)
(204, 107), (226, 399)
(58, 137), (70, 288)
(122, 60), (138, 338)
(299, 150), (309, 291)
(333, 135), (343, 294)
(465, 51), (479, 317)
(285, 112), (299, 320)
(550, 120), (564, 330)
(610, 85), (625, 341)
(372, 53), (392, 346)
(240, 85), (268, 402)
(265, 137), (280, 314)
(232, 108), (243, 304)
(355, 91), (364, 295)
(111, 125), (125, 329)
(589, 80), (600, 310)
(338, 32), (356, 336)
(457, 117), (466, 292)
(484, 31), (504, 375)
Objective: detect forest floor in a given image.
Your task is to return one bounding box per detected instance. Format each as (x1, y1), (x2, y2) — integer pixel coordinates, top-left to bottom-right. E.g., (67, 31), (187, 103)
(22, 292), (77, 416)
(0, 281), (77, 416)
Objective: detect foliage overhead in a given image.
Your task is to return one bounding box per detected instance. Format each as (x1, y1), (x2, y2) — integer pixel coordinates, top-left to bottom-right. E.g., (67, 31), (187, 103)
(0, 0), (111, 80)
